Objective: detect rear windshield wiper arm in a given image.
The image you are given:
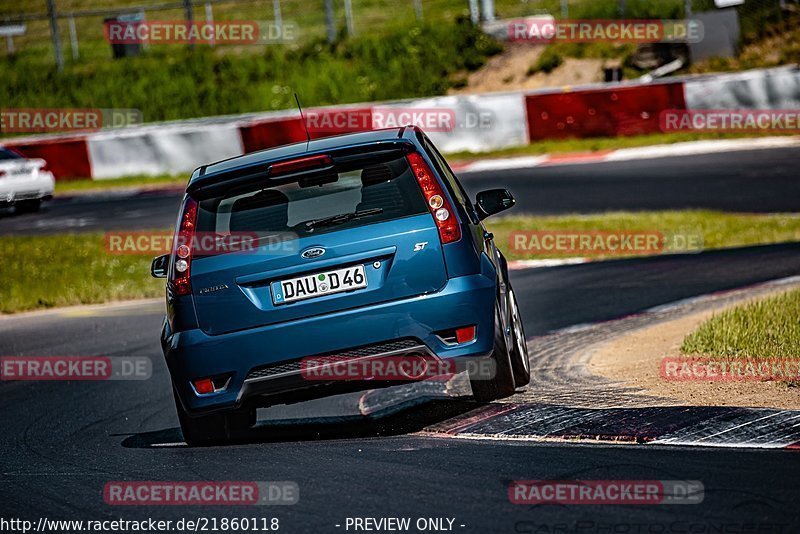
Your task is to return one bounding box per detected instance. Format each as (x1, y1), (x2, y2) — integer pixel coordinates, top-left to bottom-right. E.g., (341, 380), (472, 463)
(304, 208), (384, 231)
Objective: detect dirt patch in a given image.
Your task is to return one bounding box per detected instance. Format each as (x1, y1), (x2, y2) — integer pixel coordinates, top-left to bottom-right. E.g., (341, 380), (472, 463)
(448, 43), (605, 94)
(588, 287), (800, 410)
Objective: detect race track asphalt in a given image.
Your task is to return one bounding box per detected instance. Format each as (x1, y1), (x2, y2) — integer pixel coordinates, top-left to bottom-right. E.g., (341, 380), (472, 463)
(2, 243), (800, 532)
(1, 146), (799, 235)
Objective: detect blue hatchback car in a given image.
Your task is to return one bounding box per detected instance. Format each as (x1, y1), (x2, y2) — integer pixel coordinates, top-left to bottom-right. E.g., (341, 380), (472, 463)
(152, 126), (530, 445)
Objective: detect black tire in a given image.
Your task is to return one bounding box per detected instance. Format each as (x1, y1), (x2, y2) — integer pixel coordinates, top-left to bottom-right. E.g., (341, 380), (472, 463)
(508, 288), (531, 388)
(469, 304), (517, 402)
(15, 199), (41, 214)
(173, 389), (255, 446)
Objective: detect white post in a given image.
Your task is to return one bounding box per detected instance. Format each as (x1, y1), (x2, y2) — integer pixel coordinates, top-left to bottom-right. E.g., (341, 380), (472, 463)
(324, 0), (335, 43)
(468, 0), (479, 24)
(273, 0), (283, 34)
(68, 14), (79, 60)
(480, 0), (494, 22)
(46, 0), (64, 71)
(561, 0), (568, 19)
(204, 2), (214, 46)
(413, 0), (423, 20)
(344, 0), (355, 36)
(6, 35), (14, 54)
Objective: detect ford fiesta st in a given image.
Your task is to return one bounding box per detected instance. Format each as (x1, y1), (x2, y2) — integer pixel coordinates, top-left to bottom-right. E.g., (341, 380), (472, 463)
(152, 126), (530, 445)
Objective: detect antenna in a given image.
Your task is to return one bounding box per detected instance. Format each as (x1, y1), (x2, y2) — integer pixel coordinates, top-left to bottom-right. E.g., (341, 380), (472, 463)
(295, 93), (311, 150)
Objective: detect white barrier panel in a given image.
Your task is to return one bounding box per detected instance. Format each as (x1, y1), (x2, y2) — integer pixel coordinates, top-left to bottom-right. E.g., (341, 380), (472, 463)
(381, 93), (528, 154)
(684, 66), (800, 110)
(87, 124), (244, 179)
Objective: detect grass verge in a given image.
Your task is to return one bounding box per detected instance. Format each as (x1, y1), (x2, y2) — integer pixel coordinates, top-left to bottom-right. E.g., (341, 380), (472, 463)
(0, 20), (500, 124)
(681, 288), (800, 359)
(0, 234), (163, 314)
(2, 210), (800, 314)
(55, 175), (187, 195)
(487, 210), (800, 261)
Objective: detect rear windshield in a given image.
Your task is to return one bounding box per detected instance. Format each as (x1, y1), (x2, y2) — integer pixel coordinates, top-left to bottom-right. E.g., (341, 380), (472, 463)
(196, 154), (428, 243)
(0, 148), (22, 161)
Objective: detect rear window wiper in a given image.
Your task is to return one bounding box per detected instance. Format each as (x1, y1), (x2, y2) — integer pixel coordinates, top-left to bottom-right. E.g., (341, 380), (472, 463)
(304, 208), (384, 231)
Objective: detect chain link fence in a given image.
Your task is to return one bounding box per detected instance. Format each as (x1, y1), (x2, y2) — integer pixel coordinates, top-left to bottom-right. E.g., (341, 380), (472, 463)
(0, 0), (796, 67)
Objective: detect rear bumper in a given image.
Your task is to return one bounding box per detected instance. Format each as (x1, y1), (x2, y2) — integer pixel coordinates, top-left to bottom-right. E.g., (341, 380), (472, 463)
(164, 272), (497, 414)
(0, 172), (55, 205)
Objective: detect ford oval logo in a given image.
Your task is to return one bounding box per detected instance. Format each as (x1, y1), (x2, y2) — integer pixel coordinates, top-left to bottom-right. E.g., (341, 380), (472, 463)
(301, 247), (326, 259)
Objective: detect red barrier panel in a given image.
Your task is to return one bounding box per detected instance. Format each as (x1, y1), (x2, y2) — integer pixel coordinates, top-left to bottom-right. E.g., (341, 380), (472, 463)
(525, 83), (686, 140)
(238, 108), (374, 154)
(4, 137), (92, 180)
(239, 117), (307, 154)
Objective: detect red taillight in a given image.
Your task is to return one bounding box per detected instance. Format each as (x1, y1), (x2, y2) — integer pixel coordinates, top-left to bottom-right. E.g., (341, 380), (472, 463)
(169, 196), (198, 297)
(192, 376), (230, 395)
(269, 155), (333, 176)
(456, 325), (476, 344)
(406, 152), (461, 244)
(193, 378), (215, 395)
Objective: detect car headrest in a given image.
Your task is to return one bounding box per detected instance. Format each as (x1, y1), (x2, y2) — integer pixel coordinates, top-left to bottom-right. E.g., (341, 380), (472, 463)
(360, 164), (394, 187)
(229, 189), (290, 233)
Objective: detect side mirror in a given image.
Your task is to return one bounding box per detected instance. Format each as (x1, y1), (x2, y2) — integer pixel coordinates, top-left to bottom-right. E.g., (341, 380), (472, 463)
(475, 189), (516, 220)
(151, 254), (169, 278)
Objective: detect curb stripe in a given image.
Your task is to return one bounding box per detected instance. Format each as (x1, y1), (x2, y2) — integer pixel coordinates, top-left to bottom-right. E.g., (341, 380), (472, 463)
(424, 405), (800, 449)
(455, 136), (800, 175)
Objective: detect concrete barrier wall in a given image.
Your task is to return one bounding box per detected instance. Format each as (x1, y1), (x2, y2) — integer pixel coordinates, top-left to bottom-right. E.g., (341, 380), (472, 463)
(3, 66), (797, 180)
(684, 66), (800, 109)
(87, 124), (244, 180)
(380, 93), (529, 154)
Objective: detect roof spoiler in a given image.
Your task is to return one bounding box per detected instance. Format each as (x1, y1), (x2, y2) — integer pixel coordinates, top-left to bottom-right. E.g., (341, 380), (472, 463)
(187, 141), (414, 199)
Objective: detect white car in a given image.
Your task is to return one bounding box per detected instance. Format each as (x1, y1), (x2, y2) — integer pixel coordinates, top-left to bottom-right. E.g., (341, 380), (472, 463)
(0, 147), (55, 213)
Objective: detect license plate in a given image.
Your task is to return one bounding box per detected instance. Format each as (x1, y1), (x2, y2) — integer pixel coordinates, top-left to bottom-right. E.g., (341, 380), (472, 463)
(273, 265), (367, 305)
(7, 167), (30, 177)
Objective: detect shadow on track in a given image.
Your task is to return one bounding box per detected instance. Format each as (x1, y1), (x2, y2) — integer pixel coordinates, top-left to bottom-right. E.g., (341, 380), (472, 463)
(117, 399), (478, 448)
